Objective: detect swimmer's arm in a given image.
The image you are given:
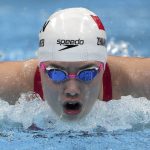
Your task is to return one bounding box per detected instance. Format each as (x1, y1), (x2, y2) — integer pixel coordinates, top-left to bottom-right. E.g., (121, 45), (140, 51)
(126, 57), (150, 99)
(0, 59), (38, 104)
(108, 56), (150, 100)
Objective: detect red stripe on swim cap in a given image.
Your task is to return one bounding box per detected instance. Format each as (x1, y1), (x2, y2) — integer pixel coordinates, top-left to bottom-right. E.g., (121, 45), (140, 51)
(91, 15), (105, 30)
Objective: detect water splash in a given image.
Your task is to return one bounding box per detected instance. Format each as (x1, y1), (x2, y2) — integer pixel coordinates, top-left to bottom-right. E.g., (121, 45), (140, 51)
(107, 39), (139, 57)
(0, 94), (150, 150)
(0, 93), (150, 132)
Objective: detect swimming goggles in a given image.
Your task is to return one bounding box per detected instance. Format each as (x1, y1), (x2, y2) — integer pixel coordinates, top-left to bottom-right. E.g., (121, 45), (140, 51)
(40, 63), (104, 83)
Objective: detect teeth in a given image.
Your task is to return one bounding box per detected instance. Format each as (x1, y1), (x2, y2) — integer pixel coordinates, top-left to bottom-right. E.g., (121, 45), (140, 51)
(68, 102), (77, 105)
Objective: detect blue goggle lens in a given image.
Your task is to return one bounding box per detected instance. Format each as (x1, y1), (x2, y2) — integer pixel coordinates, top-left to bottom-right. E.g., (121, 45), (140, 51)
(78, 69), (98, 81)
(46, 68), (98, 83)
(47, 69), (67, 82)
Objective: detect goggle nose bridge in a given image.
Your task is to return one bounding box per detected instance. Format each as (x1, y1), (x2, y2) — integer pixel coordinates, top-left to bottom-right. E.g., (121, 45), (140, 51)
(68, 74), (76, 79)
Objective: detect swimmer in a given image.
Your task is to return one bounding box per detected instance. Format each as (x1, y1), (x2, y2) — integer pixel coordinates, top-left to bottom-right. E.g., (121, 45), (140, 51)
(0, 8), (150, 120)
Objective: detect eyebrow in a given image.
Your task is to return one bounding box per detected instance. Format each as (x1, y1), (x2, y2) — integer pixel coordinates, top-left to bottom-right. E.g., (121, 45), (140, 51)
(49, 63), (96, 70)
(78, 64), (96, 70)
(49, 64), (66, 70)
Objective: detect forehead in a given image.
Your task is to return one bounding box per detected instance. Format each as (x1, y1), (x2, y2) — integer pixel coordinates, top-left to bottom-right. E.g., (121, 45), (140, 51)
(42, 61), (101, 69)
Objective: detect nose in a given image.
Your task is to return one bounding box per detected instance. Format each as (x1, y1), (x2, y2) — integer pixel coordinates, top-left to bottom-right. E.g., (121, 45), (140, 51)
(63, 80), (81, 99)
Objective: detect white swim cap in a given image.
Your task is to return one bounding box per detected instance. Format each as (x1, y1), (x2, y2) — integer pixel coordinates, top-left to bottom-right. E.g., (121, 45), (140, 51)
(37, 7), (107, 63)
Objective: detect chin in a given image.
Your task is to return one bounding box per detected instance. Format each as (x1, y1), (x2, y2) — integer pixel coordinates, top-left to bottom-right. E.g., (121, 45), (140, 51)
(61, 114), (83, 121)
(60, 110), (89, 121)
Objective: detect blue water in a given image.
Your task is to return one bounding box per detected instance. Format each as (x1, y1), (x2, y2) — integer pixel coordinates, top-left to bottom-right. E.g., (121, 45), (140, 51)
(0, 95), (150, 150)
(0, 0), (150, 150)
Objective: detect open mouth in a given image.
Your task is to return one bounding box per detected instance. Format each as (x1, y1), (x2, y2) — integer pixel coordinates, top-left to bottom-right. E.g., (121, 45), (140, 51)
(63, 101), (82, 115)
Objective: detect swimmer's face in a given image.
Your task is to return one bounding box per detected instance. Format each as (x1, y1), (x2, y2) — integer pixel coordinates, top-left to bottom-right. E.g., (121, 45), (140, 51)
(40, 61), (104, 120)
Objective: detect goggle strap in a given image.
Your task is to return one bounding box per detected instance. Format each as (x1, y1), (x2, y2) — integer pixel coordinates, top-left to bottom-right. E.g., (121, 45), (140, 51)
(40, 63), (46, 72)
(98, 63), (104, 71)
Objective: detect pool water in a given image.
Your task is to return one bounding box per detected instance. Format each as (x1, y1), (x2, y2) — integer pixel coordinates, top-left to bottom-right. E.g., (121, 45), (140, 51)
(0, 94), (150, 150)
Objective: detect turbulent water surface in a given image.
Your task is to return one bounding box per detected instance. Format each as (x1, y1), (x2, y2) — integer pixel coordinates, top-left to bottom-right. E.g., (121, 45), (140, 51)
(0, 94), (150, 150)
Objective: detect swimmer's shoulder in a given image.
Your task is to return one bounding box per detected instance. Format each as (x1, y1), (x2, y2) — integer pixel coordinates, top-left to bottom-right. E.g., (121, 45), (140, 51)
(106, 56), (137, 99)
(107, 55), (150, 73)
(0, 59), (39, 104)
(23, 59), (39, 90)
(23, 59), (38, 73)
(107, 55), (142, 87)
(107, 56), (150, 100)
(107, 55), (125, 74)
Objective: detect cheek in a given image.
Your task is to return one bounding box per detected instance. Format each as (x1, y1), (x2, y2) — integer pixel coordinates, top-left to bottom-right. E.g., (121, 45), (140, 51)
(87, 84), (100, 100)
(82, 85), (100, 115)
(84, 74), (102, 103)
(87, 73), (102, 92)
(41, 78), (64, 116)
(41, 73), (61, 101)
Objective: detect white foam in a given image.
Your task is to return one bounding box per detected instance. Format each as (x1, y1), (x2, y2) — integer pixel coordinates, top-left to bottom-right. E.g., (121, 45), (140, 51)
(0, 93), (150, 132)
(107, 39), (139, 57)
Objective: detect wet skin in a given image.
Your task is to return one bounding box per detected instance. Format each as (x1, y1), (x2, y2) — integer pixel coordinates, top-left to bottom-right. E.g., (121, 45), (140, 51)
(40, 61), (104, 120)
(0, 56), (149, 106)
